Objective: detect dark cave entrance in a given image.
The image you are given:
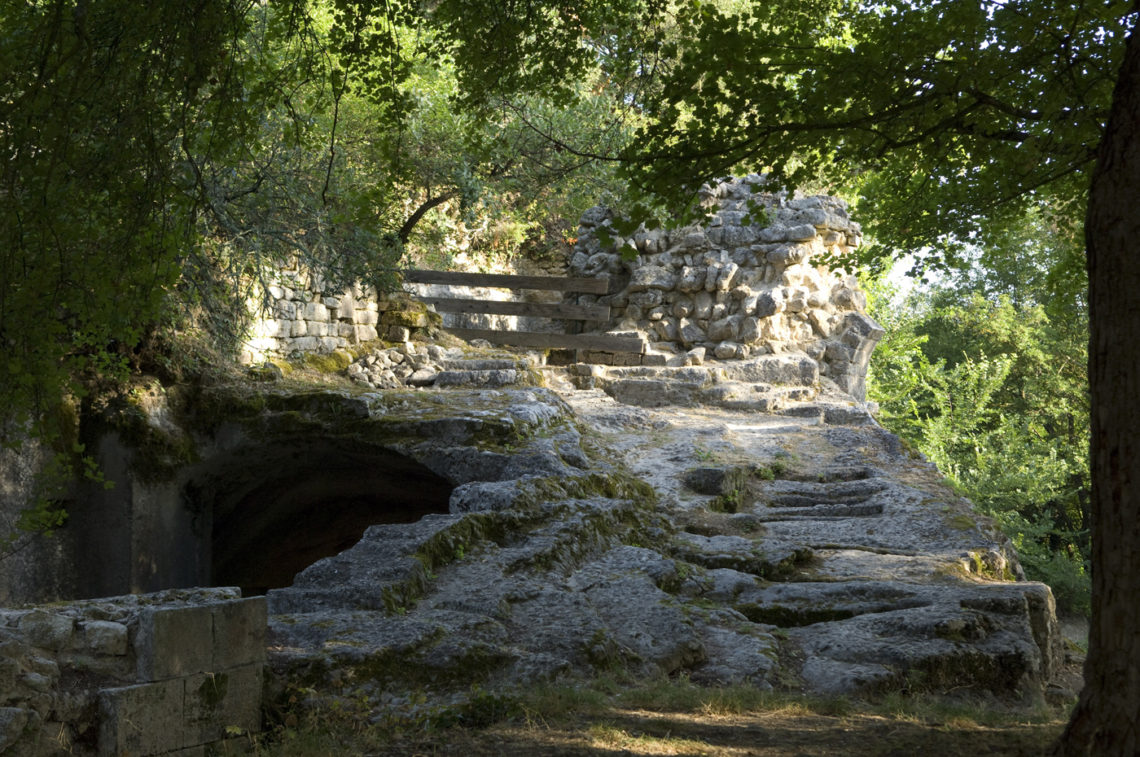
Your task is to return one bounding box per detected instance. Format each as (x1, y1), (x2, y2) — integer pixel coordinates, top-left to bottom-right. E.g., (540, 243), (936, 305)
(197, 441), (453, 595)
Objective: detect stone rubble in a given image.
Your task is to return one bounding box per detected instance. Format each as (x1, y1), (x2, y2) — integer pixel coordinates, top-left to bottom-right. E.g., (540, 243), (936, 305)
(567, 176), (884, 399)
(346, 341), (450, 389)
(345, 344), (545, 391)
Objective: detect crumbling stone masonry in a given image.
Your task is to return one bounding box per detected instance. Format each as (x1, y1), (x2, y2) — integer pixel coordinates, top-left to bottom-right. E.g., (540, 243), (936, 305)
(241, 178), (884, 402)
(0, 588), (265, 756)
(241, 271), (438, 364)
(567, 176), (884, 399)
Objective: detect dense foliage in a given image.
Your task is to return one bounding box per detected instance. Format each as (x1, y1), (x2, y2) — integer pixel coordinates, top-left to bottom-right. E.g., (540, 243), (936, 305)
(868, 218), (1091, 614)
(0, 0), (630, 469)
(617, 0), (1132, 257)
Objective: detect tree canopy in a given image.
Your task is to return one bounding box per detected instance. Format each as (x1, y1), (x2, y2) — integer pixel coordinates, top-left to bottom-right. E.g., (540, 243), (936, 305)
(619, 0), (1131, 262)
(0, 0), (635, 443)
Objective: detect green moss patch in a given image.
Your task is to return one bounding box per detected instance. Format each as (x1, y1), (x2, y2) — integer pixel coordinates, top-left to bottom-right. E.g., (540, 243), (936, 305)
(303, 350), (353, 374)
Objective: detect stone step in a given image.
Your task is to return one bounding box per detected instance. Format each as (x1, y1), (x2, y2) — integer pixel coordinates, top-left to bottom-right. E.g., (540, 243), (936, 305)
(778, 402), (875, 425)
(757, 502), (885, 519)
(442, 358), (526, 371)
(434, 369), (530, 388)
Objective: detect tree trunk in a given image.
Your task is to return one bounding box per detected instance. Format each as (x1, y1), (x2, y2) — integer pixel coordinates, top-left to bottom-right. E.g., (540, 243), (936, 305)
(398, 191), (460, 245)
(1054, 14), (1140, 757)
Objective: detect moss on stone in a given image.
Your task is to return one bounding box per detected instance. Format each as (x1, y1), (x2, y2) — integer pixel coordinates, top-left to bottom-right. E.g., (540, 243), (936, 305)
(302, 350), (353, 374)
(196, 672), (230, 709)
(102, 381), (200, 482)
(903, 649), (1033, 695)
(46, 395), (81, 457)
(351, 637), (511, 690)
(946, 513), (978, 531)
(962, 550), (1016, 581)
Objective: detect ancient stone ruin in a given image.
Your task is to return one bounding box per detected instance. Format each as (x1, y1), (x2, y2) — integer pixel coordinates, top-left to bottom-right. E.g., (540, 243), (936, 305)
(245, 176), (884, 403)
(0, 589), (265, 754)
(565, 175), (884, 400)
(0, 180), (1072, 756)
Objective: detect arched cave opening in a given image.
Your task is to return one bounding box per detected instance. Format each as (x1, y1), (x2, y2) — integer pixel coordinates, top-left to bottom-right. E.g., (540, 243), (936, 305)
(194, 441), (453, 595)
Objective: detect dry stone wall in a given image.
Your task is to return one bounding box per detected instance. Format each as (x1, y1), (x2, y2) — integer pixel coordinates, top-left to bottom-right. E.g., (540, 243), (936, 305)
(241, 266), (437, 364)
(0, 588), (265, 756)
(568, 176), (884, 399)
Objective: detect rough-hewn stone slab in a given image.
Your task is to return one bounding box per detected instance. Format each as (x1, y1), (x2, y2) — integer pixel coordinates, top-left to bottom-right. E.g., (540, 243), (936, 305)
(136, 597), (266, 681)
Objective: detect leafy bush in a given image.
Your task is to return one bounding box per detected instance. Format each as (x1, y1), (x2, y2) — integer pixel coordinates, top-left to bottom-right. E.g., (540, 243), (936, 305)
(867, 256), (1090, 617)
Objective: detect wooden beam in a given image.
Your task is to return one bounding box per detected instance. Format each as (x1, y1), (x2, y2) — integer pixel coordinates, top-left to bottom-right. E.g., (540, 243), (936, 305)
(445, 328), (646, 353)
(404, 269), (611, 294)
(421, 297), (610, 321)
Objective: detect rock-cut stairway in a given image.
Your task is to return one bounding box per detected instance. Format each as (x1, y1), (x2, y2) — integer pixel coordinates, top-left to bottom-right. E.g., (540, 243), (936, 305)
(263, 350), (1066, 715)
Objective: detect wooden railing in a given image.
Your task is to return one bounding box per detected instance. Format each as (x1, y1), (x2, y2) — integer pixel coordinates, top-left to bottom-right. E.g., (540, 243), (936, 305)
(403, 269), (645, 354)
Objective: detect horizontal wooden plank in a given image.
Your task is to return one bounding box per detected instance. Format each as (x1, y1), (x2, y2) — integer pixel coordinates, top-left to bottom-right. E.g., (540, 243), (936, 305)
(404, 269), (610, 294)
(421, 297), (610, 321)
(446, 328), (646, 354)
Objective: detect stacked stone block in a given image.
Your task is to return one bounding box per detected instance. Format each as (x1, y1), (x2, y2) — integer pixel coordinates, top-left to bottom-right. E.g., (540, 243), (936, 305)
(0, 588), (265, 756)
(567, 176), (884, 399)
(242, 273), (381, 362)
(242, 263), (438, 363)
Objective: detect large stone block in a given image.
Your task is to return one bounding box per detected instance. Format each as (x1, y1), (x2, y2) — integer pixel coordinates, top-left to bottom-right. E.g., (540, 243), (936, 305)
(354, 308), (379, 326)
(136, 605), (214, 681)
(302, 301), (329, 321)
(137, 598), (266, 681)
(628, 265), (676, 292)
(754, 291), (783, 318)
(608, 379), (701, 407)
(381, 306), (428, 328)
(354, 325), (379, 343)
(212, 598), (267, 670)
(677, 266), (705, 293)
(274, 300), (297, 320)
(715, 262), (741, 291)
(678, 319), (706, 347)
(337, 293), (357, 320)
(289, 336), (320, 351)
(99, 678), (188, 755)
(708, 316), (740, 342)
(739, 316), (760, 342)
(717, 355), (819, 386)
(82, 620), (129, 656)
(16, 611), (75, 652)
(184, 664), (264, 747)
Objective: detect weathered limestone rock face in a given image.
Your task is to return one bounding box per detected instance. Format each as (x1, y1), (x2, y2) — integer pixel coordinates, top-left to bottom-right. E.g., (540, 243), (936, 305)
(0, 342), (1068, 749)
(568, 176), (884, 399)
(257, 374), (1062, 712)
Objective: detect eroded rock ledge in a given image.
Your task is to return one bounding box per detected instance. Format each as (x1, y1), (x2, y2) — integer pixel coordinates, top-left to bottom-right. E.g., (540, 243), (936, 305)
(1, 351), (1063, 754)
(260, 354), (1061, 715)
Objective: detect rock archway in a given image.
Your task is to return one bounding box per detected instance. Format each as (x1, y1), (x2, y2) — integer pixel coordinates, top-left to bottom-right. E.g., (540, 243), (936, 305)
(189, 440), (453, 595)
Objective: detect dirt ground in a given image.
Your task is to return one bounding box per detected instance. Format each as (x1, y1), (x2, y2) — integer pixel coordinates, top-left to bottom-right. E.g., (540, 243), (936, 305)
(361, 706), (1067, 756)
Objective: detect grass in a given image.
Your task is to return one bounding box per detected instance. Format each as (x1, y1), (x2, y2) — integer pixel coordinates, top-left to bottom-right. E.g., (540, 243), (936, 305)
(252, 675), (1073, 756)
